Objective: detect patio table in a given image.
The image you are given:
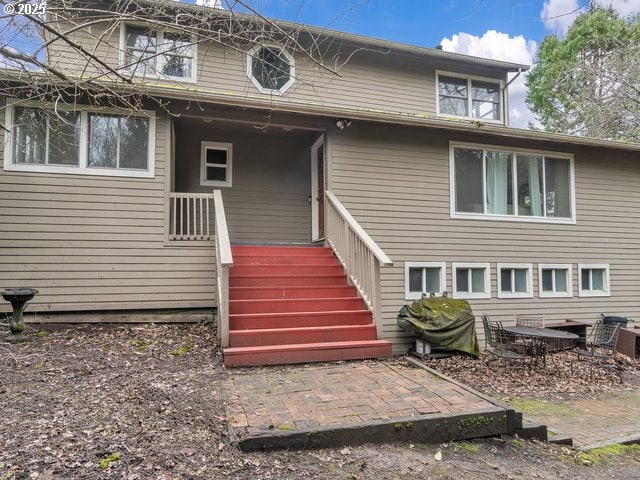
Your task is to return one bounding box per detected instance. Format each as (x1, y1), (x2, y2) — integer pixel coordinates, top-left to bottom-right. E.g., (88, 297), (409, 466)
(502, 325), (579, 368)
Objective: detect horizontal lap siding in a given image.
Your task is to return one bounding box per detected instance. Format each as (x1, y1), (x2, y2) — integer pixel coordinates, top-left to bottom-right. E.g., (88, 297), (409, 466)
(46, 23), (507, 119)
(329, 125), (640, 353)
(174, 121), (314, 243)
(0, 109), (216, 313)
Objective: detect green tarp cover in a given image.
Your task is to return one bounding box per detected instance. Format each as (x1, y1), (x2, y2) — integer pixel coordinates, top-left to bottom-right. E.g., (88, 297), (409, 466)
(397, 294), (480, 357)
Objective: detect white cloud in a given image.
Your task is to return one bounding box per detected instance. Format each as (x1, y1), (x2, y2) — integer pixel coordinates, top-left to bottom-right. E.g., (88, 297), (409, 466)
(196, 0), (223, 7)
(540, 0), (586, 35)
(440, 31), (538, 129)
(541, 0), (640, 35)
(596, 0), (640, 17)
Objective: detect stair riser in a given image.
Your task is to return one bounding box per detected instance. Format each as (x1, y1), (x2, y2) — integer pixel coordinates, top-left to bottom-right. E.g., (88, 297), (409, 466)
(230, 286), (358, 300)
(232, 246), (332, 256)
(230, 298), (365, 314)
(230, 311), (373, 330)
(230, 276), (348, 288)
(229, 326), (377, 347)
(233, 255), (339, 266)
(231, 265), (344, 276)
(224, 344), (392, 367)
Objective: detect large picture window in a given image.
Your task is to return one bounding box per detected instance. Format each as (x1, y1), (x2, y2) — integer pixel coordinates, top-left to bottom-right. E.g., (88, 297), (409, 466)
(5, 103), (155, 178)
(451, 143), (574, 222)
(122, 25), (196, 82)
(438, 72), (503, 122)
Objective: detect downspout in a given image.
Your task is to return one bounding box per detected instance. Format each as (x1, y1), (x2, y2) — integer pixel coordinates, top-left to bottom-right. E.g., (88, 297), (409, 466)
(503, 68), (523, 127)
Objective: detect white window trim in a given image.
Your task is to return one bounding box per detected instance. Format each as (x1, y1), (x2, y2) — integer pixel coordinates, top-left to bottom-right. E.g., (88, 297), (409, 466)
(452, 262), (491, 300)
(449, 141), (577, 225)
(538, 264), (573, 298)
(436, 70), (505, 124)
(119, 23), (198, 84)
(3, 99), (156, 179)
(404, 262), (446, 300)
(497, 263), (533, 299)
(246, 43), (296, 95)
(200, 141), (232, 187)
(578, 263), (610, 297)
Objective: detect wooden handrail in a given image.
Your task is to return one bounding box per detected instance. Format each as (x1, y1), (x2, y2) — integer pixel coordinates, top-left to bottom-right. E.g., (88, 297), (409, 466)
(213, 190), (233, 348)
(324, 190), (392, 339)
(325, 191), (392, 266)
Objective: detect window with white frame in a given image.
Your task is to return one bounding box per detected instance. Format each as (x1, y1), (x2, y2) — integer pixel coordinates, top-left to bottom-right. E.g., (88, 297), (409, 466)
(123, 25), (195, 82)
(437, 72), (503, 122)
(538, 264), (572, 298)
(4, 104), (155, 178)
(452, 263), (491, 299)
(451, 143), (574, 222)
(497, 263), (533, 298)
(200, 142), (232, 187)
(247, 44), (295, 94)
(578, 264), (610, 297)
(405, 262), (446, 300)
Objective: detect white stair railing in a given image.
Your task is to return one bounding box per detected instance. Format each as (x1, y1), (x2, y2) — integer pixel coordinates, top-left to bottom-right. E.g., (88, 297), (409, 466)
(325, 191), (392, 338)
(169, 192), (215, 240)
(213, 190), (233, 348)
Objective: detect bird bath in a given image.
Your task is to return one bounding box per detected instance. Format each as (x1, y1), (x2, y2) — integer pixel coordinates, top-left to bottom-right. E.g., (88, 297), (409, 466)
(1, 288), (39, 341)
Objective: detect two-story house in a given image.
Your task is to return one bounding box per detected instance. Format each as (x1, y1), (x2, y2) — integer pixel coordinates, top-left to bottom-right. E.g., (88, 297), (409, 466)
(2, 0), (639, 366)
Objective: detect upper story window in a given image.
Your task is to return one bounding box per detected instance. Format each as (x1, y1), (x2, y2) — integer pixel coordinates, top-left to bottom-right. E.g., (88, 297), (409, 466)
(437, 72), (503, 123)
(122, 25), (196, 82)
(247, 44), (295, 95)
(4, 102), (155, 178)
(450, 142), (575, 223)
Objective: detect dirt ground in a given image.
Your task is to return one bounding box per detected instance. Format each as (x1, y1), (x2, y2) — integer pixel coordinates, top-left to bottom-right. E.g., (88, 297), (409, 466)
(1, 322), (639, 480)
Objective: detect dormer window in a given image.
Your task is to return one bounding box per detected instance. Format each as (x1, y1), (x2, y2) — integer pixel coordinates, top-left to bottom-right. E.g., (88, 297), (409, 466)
(122, 25), (196, 82)
(247, 44), (295, 95)
(437, 72), (503, 123)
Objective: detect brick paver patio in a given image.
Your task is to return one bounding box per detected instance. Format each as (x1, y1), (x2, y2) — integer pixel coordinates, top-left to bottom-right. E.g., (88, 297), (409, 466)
(519, 390), (640, 448)
(225, 359), (496, 436)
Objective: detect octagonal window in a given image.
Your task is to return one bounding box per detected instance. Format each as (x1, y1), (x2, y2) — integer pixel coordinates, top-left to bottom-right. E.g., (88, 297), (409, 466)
(247, 44), (295, 95)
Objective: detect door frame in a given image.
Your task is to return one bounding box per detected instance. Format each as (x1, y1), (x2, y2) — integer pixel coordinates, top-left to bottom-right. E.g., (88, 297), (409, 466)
(310, 134), (325, 242)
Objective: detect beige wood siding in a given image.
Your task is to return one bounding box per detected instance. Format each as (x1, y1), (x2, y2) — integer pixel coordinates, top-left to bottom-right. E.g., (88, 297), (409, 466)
(328, 124), (640, 353)
(45, 21), (508, 122)
(174, 119), (315, 243)
(0, 108), (216, 313)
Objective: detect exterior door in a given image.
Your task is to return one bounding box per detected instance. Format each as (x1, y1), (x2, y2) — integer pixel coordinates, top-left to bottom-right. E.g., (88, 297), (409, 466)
(311, 135), (325, 241)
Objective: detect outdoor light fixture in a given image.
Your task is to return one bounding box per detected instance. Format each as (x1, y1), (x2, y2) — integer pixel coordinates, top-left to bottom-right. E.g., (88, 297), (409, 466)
(336, 118), (351, 129)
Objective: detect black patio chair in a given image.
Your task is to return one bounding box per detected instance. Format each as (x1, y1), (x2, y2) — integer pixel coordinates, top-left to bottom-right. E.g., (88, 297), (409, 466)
(482, 315), (530, 367)
(572, 321), (622, 381)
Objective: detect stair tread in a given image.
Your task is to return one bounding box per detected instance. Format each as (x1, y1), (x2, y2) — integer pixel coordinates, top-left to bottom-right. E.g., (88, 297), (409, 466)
(230, 296), (361, 302)
(224, 339), (392, 353)
(230, 324), (375, 334)
(230, 309), (371, 318)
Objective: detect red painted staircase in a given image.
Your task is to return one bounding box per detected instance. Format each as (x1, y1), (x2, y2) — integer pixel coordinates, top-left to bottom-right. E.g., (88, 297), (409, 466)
(223, 245), (393, 367)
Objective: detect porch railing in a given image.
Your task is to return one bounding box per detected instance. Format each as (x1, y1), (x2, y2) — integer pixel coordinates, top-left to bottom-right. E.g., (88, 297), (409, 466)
(213, 190), (233, 348)
(169, 192), (214, 240)
(325, 191), (392, 337)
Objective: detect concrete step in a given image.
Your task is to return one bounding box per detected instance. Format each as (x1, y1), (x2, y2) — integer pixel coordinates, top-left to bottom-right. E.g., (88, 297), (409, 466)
(223, 339), (393, 367)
